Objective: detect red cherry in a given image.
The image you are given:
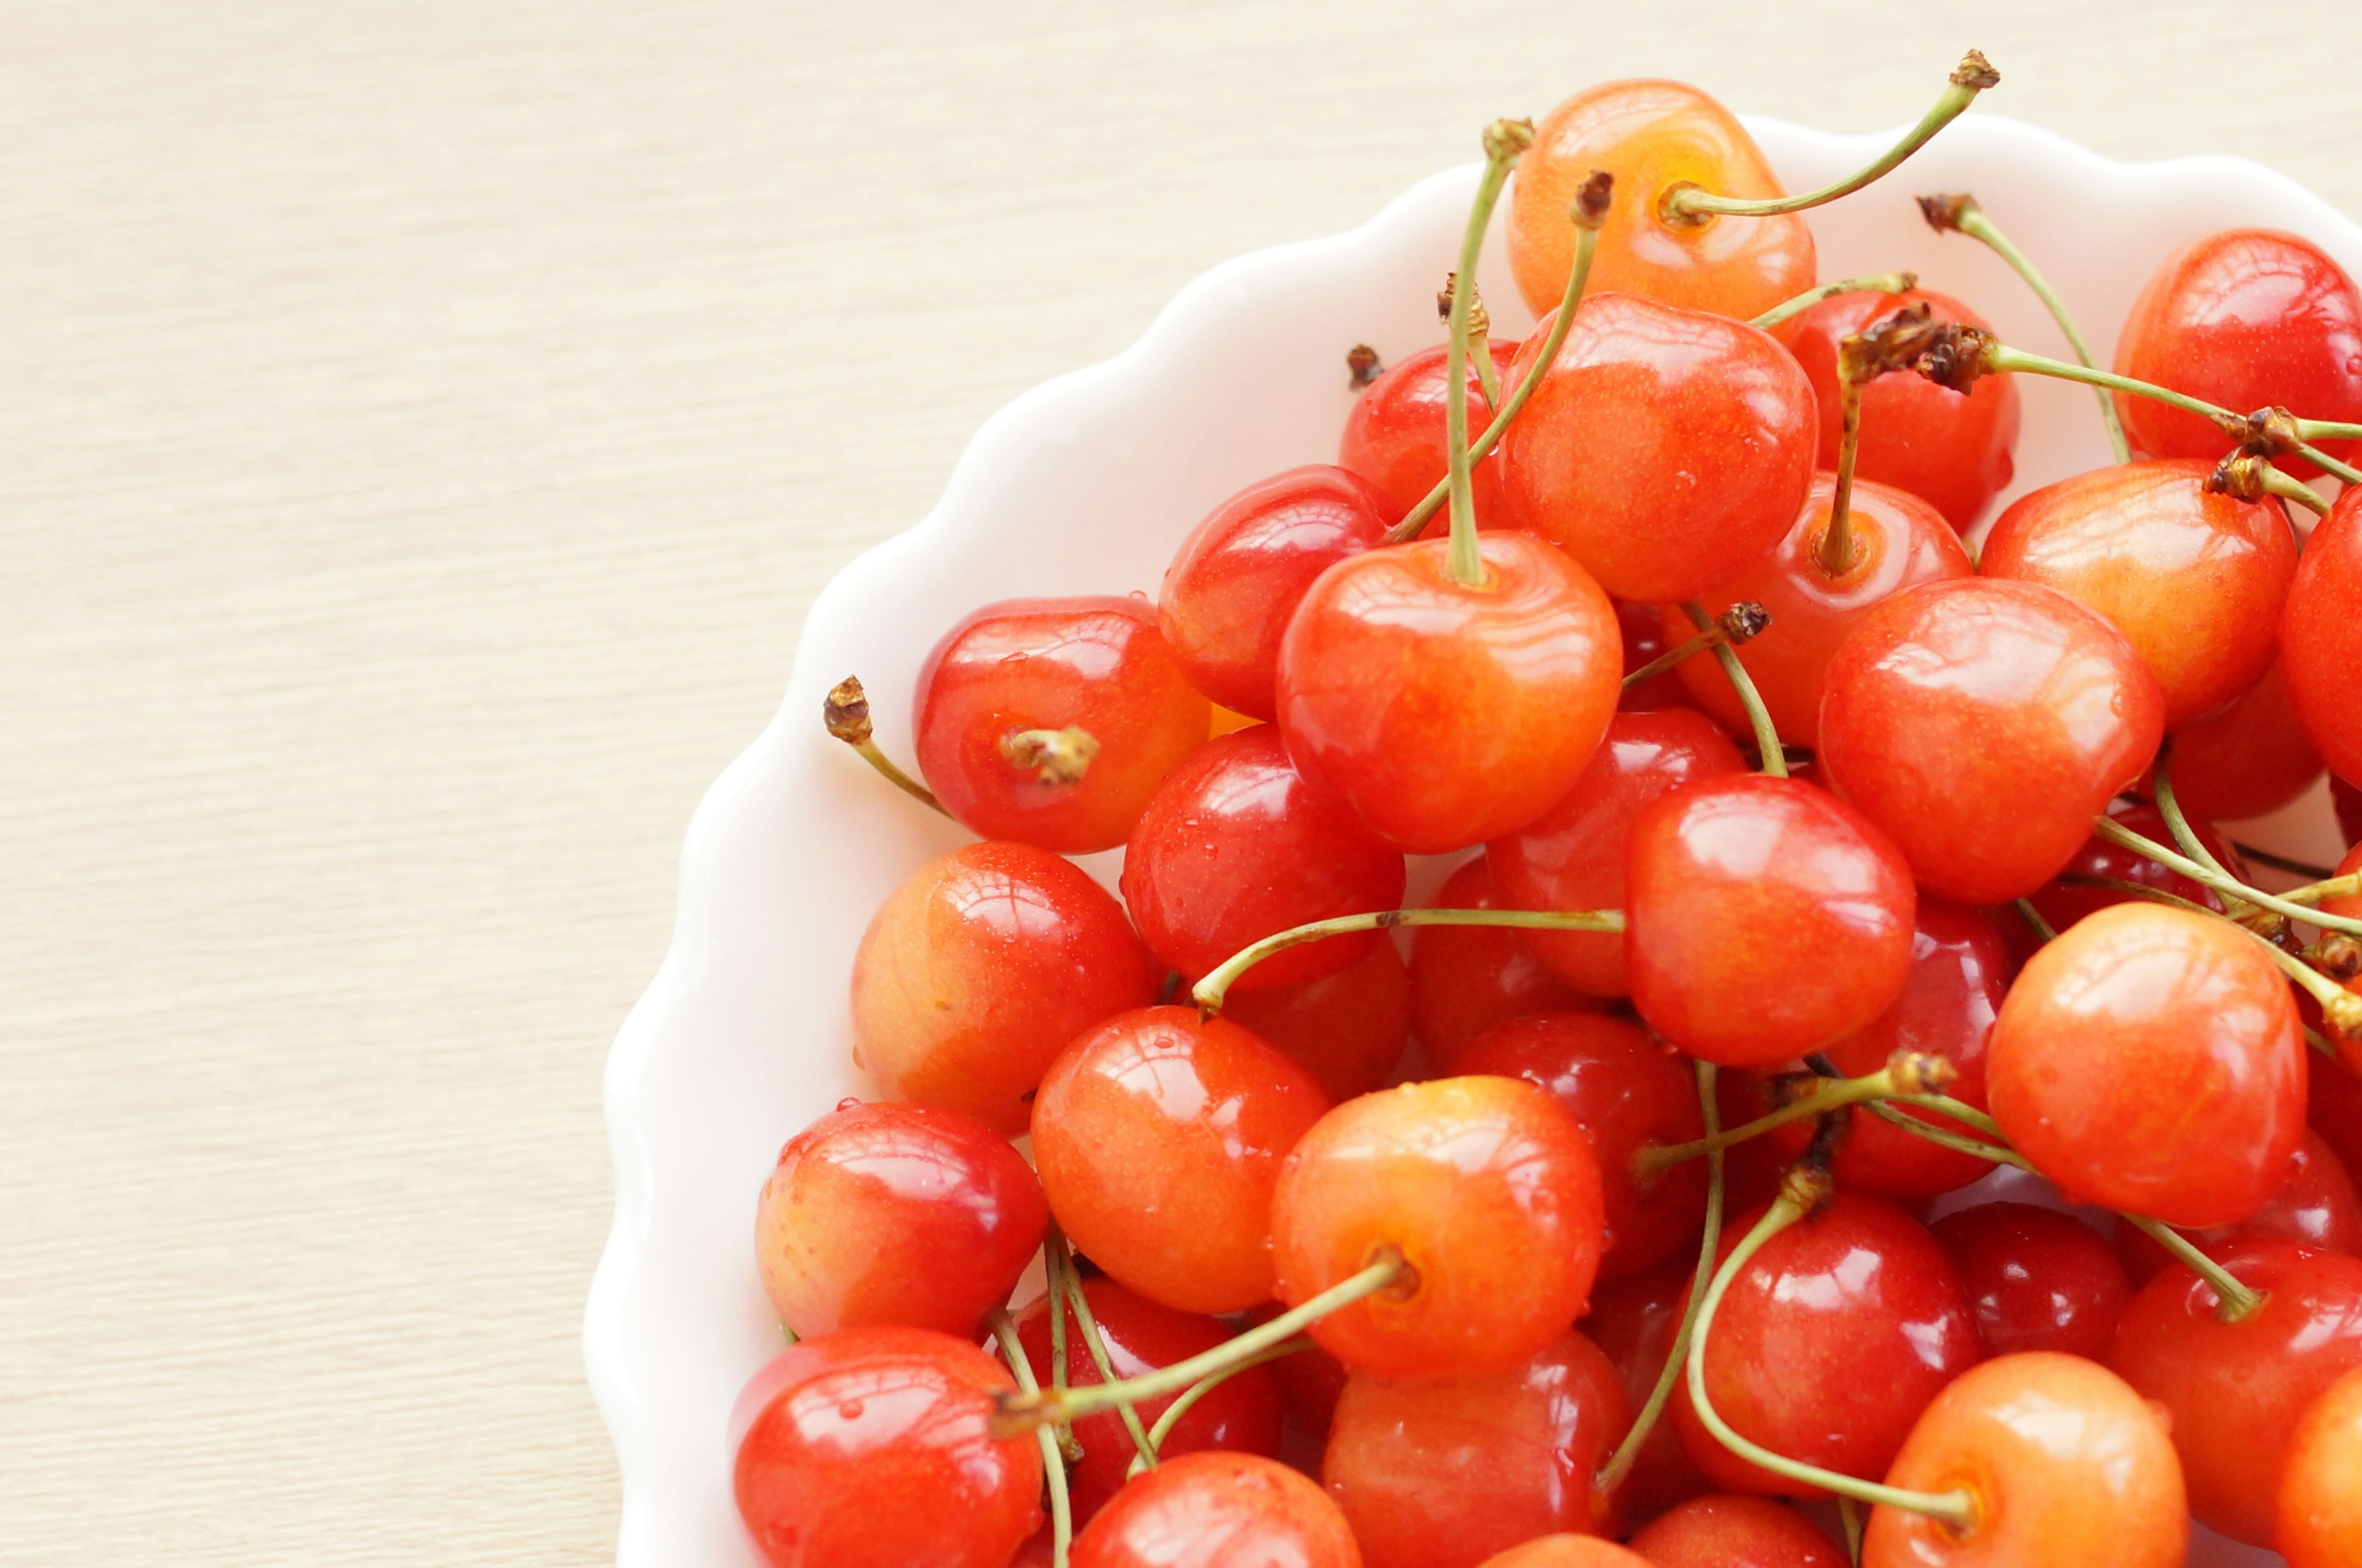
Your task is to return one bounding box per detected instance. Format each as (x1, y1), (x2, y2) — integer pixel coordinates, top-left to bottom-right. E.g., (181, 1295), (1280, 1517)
(1450, 1012), (1708, 1278)
(1120, 726), (1405, 993)
(915, 596), (1209, 853)
(1817, 577), (2167, 905)
(1626, 774), (1917, 1067)
(1614, 599), (1695, 712)
(2280, 1364), (2362, 1568)
(1627, 1494), (1845, 1568)
(2336, 772), (2362, 848)
(1580, 1260), (1713, 1522)
(2315, 1056), (2362, 1182)
(1270, 1076), (1606, 1379)
(1509, 81), (1814, 322)
(755, 1101), (1047, 1342)
(2283, 486), (2362, 784)
(731, 1326), (1043, 1568)
(1276, 531), (1621, 853)
(1475, 1538), (1654, 1568)
(1238, 1300), (1351, 1439)
(2022, 799), (2236, 936)
(1409, 855), (1608, 1065)
(1988, 901), (2307, 1228)
(1338, 338), (1519, 526)
(1013, 1277), (1286, 1522)
(1032, 1006), (1329, 1315)
(851, 841), (1158, 1136)
(1671, 1193), (1982, 1495)
(1222, 938), (1412, 1102)
(1772, 287), (2021, 531)
(1495, 293), (1817, 605)
(1322, 1331), (1630, 1568)
(2110, 1238), (2362, 1545)
(1928, 1203), (2130, 1359)
(1070, 1451), (1360, 1568)
(1863, 1353), (2185, 1568)
(2113, 227), (2362, 479)
(2116, 1128), (2362, 1281)
(1158, 466), (1398, 721)
(1490, 708), (1747, 997)
(1671, 472), (1971, 746)
(2152, 657), (2325, 822)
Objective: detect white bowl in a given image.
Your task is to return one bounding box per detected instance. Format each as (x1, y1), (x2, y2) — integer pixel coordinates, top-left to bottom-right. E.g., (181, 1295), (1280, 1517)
(586, 111), (2357, 1568)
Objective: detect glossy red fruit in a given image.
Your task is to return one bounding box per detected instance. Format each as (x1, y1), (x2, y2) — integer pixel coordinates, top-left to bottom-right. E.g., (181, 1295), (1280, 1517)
(1863, 1353), (2185, 1568)
(731, 1326), (1043, 1568)
(1159, 466), (1398, 721)
(1452, 1013), (1708, 1278)
(1014, 1278), (1286, 1522)
(851, 841), (1159, 1136)
(2283, 487), (2362, 784)
(1409, 856), (1607, 1065)
(1277, 531), (1621, 853)
(2110, 1238), (2362, 1545)
(755, 1100), (1047, 1342)
(1509, 80), (1814, 322)
(2281, 1364), (2362, 1568)
(1496, 292), (1817, 604)
(1580, 1261), (1712, 1522)
(1989, 901), (2307, 1228)
(1490, 708), (1746, 997)
(1928, 1203), (2130, 1359)
(1818, 577), (2167, 904)
(1672, 473), (1971, 746)
(1323, 1331), (1630, 1568)
(2022, 799), (2237, 936)
(1671, 1194), (1982, 1495)
(1339, 338), (1521, 525)
(1476, 1537), (1655, 1568)
(2337, 773), (2362, 847)
(1628, 1494), (1845, 1568)
(1626, 774), (1917, 1067)
(1270, 1076), (1607, 1379)
(2157, 657), (2325, 822)
(915, 596), (1209, 853)
(2315, 1057), (2362, 1185)
(1223, 938), (1412, 1102)
(2113, 227), (2362, 479)
(1120, 725), (1405, 992)
(1033, 1006), (1329, 1315)
(1614, 599), (1695, 712)
(2117, 1129), (2362, 1281)
(1072, 1451), (1362, 1568)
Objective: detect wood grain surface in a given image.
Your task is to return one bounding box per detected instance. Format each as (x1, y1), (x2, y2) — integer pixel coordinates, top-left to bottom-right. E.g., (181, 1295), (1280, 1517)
(5, 2), (2356, 1562)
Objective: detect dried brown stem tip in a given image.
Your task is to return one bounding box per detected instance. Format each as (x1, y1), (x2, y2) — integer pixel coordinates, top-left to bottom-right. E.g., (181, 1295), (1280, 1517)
(2206, 452), (2271, 503)
(1854, 302), (1996, 394)
(1883, 1050), (1958, 1097)
(1346, 343), (1382, 389)
(1001, 725), (1100, 786)
(2309, 934), (2362, 982)
(2216, 405), (2305, 456)
(1950, 49), (2000, 90)
(824, 675), (874, 747)
(1782, 1138), (1843, 1210)
(1481, 117), (1537, 162)
(1915, 192), (1978, 233)
(1572, 169), (1615, 228)
(1437, 273), (1491, 338)
(1717, 601), (1772, 643)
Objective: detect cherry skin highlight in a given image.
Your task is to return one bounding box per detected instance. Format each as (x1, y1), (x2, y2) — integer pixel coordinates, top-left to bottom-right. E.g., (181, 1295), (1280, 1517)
(1816, 576), (2167, 904)
(1862, 1352), (2185, 1568)
(2280, 1364), (2362, 1568)
(1338, 338), (1520, 528)
(1409, 855), (1607, 1066)
(1270, 1075), (1607, 1379)
(1509, 79), (1814, 321)
(1626, 773), (1917, 1067)
(1988, 901), (2307, 1228)
(1069, 1451), (1357, 1568)
(2282, 485), (2362, 784)
(755, 1100), (1047, 1342)
(915, 595), (1209, 853)
(1626, 1494), (1845, 1568)
(850, 841), (1159, 1136)
(2161, 656), (2326, 822)
(1277, 531), (1621, 854)
(1928, 1203), (2130, 1359)
(1120, 725), (1405, 992)
(731, 1326), (1043, 1568)
(1580, 1260), (1713, 1523)
(1223, 937), (1412, 1102)
(1032, 1006), (1329, 1315)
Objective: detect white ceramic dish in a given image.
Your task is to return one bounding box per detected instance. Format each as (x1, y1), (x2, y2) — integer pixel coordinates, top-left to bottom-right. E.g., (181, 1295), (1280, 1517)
(586, 110), (2358, 1568)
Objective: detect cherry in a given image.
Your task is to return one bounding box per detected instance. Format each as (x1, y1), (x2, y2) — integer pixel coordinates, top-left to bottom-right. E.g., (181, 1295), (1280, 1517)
(1069, 1450), (1360, 1568)
(1817, 577), (2167, 904)
(1474, 1538), (1653, 1568)
(914, 596), (1209, 853)
(1615, 599), (1695, 712)
(2315, 1056), (2362, 1182)
(2337, 771), (2362, 848)
(1322, 1331), (1631, 1568)
(1409, 855), (1607, 1065)
(1450, 1012), (1708, 1278)
(1236, 1301), (1351, 1439)
(2116, 1128), (2362, 1281)
(1772, 287), (2020, 531)
(1494, 292), (1817, 605)
(1223, 938), (1412, 1102)
(1490, 708), (1746, 998)
(1979, 458), (2296, 726)
(1270, 1075), (1607, 1379)
(1626, 774), (1917, 1067)
(2022, 798), (2235, 936)
(851, 841), (1158, 1136)
(2280, 1364), (2362, 1568)
(1012, 1276), (1286, 1522)
(2282, 485), (2362, 784)
(1158, 466), (1398, 721)
(1927, 1203), (2130, 1360)
(2155, 657), (2325, 822)
(1671, 1193), (1982, 1495)
(1032, 1005), (1329, 1315)
(731, 1326), (1043, 1568)
(1988, 901), (2306, 1228)
(2112, 227), (2362, 478)
(1276, 531), (1621, 853)
(1579, 1260), (1713, 1522)
(2110, 1237), (2362, 1546)
(1509, 81), (1813, 322)
(1863, 1352), (2185, 1568)
(1119, 725), (1404, 992)
(1671, 472), (1971, 746)
(1626, 1494), (1845, 1568)
(1338, 338), (1521, 527)
(755, 1100), (1047, 1342)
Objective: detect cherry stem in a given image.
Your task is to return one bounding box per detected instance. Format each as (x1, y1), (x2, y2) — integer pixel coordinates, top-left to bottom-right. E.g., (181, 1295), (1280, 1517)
(2093, 816), (2362, 940)
(992, 1252), (1404, 1436)
(1683, 600), (1786, 777)
(1661, 52), (1995, 225)
(2296, 418), (2362, 442)
(1190, 905), (1623, 1015)
(2283, 871), (2362, 909)
(1817, 367), (1866, 578)
(1685, 1165), (1982, 1529)
(990, 1307), (1074, 1568)
(1042, 1225), (1084, 1464)
(1124, 1338), (1312, 1480)
(1049, 1228), (1159, 1469)
(1839, 1497), (1866, 1566)
(1002, 726), (1100, 786)
(2236, 843), (2336, 881)
(2211, 450), (2334, 517)
(1443, 121), (1535, 588)
(824, 675), (949, 816)
(1635, 1051), (1957, 1174)
(2063, 872), (2362, 1037)
(1622, 602), (1771, 689)
(1747, 272), (1919, 334)
(1441, 274), (1505, 407)
(1596, 1060), (1724, 1502)
(2150, 749), (2276, 936)
(2013, 897), (2058, 944)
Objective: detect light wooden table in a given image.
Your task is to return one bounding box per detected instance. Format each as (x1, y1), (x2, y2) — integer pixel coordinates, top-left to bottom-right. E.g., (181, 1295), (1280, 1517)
(6, 2), (2356, 1562)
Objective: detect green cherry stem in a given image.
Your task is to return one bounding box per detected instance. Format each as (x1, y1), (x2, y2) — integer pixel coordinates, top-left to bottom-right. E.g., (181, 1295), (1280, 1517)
(1634, 1051), (1956, 1176)
(1443, 120), (1535, 588)
(1051, 1228), (1159, 1470)
(1125, 1338), (1312, 1479)
(2210, 452), (2336, 518)
(2151, 749), (2237, 885)
(1747, 271), (1918, 333)
(2092, 816), (2362, 939)
(1043, 1225), (1084, 1464)
(2296, 417), (2362, 442)
(1622, 602), (1771, 690)
(2282, 872), (2362, 909)
(990, 1307), (1074, 1568)
(2013, 897), (2058, 944)
(1684, 600), (1786, 778)
(1839, 1497), (1867, 1566)
(824, 675), (950, 816)
(1190, 905), (1623, 1015)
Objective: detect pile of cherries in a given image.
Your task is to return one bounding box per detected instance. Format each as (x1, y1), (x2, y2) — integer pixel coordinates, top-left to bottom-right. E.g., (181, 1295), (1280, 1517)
(733, 52), (2362, 1568)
